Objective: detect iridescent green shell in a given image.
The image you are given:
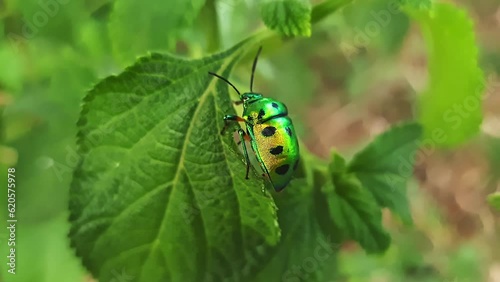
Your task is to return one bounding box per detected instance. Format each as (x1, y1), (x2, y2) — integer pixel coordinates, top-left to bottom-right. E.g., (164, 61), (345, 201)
(243, 97), (288, 122)
(241, 93), (300, 191)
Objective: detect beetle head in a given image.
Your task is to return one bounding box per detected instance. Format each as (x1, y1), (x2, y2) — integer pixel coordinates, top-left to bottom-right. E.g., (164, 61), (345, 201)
(240, 92), (263, 104)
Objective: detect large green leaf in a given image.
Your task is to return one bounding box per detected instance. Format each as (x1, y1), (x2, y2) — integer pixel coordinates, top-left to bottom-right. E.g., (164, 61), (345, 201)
(254, 157), (342, 282)
(324, 152), (391, 253)
(69, 41), (280, 282)
(260, 0), (312, 37)
(348, 122), (422, 225)
(407, 3), (485, 147)
(109, 0), (206, 64)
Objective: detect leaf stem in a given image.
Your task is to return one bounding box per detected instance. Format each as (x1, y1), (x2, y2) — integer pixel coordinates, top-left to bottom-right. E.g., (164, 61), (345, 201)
(311, 0), (353, 25)
(200, 0), (221, 53)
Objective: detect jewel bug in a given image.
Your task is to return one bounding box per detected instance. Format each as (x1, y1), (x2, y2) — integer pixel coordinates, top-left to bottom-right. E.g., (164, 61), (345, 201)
(209, 47), (300, 192)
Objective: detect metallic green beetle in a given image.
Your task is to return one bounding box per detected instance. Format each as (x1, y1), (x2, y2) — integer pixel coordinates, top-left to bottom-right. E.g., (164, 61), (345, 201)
(209, 47), (300, 192)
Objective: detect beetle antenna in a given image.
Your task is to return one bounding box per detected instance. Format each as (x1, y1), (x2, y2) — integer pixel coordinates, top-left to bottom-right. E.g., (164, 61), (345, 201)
(208, 72), (241, 95)
(250, 46), (263, 92)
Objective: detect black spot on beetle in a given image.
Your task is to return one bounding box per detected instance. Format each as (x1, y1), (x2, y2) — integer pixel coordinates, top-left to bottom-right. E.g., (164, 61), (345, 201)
(247, 115), (253, 121)
(272, 102), (279, 109)
(270, 145), (284, 155)
(275, 164), (290, 175)
(285, 127), (293, 137)
(293, 159), (299, 170)
(262, 126), (276, 137)
(258, 109), (265, 119)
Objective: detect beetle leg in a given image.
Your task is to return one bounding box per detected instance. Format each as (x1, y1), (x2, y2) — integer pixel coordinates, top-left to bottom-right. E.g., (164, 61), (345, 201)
(236, 132), (251, 145)
(221, 114), (246, 135)
(237, 129), (251, 180)
(221, 116), (251, 180)
(233, 100), (243, 105)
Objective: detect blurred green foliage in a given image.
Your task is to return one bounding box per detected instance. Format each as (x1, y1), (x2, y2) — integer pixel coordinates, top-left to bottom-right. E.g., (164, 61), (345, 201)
(260, 0), (312, 37)
(0, 0), (493, 281)
(409, 3), (485, 147)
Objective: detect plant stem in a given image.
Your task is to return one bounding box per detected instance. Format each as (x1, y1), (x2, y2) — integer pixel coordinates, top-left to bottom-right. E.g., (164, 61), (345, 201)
(200, 0), (221, 53)
(311, 0), (354, 25)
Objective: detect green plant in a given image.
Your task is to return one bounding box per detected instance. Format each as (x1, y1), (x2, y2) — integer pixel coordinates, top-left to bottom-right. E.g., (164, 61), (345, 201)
(0, 0), (487, 281)
(67, 1), (484, 281)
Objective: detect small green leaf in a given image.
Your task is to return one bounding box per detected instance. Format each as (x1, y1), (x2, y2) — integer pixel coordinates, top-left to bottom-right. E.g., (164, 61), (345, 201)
(325, 153), (391, 253)
(109, 0), (206, 64)
(260, 0), (312, 37)
(406, 3), (485, 147)
(330, 150), (347, 174)
(69, 41), (280, 281)
(487, 192), (500, 211)
(348, 122), (422, 225)
(255, 178), (341, 281)
(339, 0), (410, 56)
